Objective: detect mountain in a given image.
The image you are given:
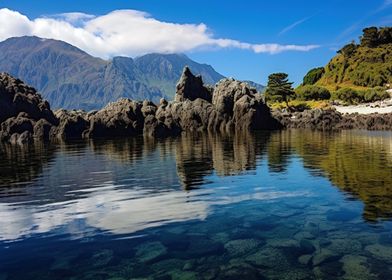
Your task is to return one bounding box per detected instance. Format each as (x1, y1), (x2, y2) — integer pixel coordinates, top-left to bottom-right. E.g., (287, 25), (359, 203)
(309, 27), (392, 90)
(0, 36), (242, 110)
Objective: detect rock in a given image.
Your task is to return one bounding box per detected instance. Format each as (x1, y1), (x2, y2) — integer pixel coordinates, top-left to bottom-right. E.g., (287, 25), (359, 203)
(224, 239), (261, 257)
(327, 238), (362, 255)
(298, 254), (312, 265)
(312, 248), (341, 266)
(90, 249), (114, 267)
(266, 238), (300, 249)
(273, 107), (392, 130)
(365, 244), (392, 262)
(33, 119), (54, 141)
(0, 72), (57, 124)
(341, 255), (375, 280)
(84, 98), (145, 138)
(0, 113), (34, 142)
(299, 239), (316, 254)
(175, 66), (212, 103)
(217, 263), (264, 280)
(51, 109), (89, 140)
(245, 247), (290, 269)
(135, 241), (167, 263)
(141, 100), (157, 117)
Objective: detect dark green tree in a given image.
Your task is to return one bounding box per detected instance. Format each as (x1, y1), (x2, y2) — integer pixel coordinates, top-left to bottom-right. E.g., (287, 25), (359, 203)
(338, 41), (357, 57)
(266, 73), (295, 109)
(360, 27), (379, 47)
(302, 67), (325, 85)
(378, 27), (392, 45)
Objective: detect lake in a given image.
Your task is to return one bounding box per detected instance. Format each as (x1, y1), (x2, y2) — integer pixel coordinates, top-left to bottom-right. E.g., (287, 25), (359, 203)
(1, 130), (392, 279)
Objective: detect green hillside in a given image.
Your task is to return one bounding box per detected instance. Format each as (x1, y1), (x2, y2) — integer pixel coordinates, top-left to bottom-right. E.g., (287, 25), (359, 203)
(315, 27), (392, 90)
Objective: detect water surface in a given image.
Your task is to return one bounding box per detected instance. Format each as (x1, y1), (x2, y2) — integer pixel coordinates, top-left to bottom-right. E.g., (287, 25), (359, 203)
(1, 130), (392, 279)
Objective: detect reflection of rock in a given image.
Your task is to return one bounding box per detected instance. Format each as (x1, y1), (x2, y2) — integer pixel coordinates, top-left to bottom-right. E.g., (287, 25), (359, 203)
(0, 142), (55, 197)
(175, 132), (270, 189)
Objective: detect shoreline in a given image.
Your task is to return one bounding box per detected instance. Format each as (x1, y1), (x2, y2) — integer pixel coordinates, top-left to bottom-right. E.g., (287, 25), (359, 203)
(334, 99), (392, 115)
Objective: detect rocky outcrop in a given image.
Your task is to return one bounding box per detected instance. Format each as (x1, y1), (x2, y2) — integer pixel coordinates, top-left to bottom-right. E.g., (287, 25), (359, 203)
(0, 73), (58, 143)
(175, 66), (212, 103)
(13, 68), (392, 145)
(153, 72), (281, 134)
(273, 109), (392, 130)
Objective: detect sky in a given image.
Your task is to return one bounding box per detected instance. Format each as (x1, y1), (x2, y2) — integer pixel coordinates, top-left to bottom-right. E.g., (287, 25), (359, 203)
(0, 0), (391, 85)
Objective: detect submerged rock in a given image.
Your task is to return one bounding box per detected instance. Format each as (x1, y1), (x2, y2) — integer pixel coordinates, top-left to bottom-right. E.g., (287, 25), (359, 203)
(135, 241), (167, 263)
(341, 255), (375, 280)
(224, 238), (261, 257)
(365, 244), (392, 263)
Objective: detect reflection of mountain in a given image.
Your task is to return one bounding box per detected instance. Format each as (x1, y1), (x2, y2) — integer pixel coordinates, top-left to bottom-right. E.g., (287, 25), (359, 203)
(269, 130), (392, 222)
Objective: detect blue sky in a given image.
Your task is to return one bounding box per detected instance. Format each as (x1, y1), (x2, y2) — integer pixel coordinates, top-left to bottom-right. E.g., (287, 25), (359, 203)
(1, 0), (391, 85)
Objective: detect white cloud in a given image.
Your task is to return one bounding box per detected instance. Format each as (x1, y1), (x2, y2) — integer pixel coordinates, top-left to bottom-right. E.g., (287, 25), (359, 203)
(0, 8), (319, 58)
(278, 15), (314, 36)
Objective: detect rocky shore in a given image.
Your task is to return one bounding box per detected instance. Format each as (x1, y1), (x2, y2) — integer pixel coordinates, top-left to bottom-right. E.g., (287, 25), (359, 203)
(1, 67), (392, 144)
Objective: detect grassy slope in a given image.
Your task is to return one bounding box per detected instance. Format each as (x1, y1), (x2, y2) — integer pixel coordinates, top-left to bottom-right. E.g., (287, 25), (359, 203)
(316, 44), (392, 90)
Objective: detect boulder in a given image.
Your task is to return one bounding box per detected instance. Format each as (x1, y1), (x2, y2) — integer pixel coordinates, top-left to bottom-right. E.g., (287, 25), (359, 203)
(83, 98), (145, 138)
(175, 66), (212, 102)
(0, 72), (57, 125)
(51, 110), (89, 140)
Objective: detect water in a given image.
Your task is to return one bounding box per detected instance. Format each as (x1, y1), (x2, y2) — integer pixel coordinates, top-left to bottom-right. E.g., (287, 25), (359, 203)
(0, 130), (392, 279)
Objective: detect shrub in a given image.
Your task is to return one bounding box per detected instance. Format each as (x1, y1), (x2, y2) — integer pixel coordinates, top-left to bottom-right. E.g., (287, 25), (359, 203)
(332, 88), (364, 104)
(362, 87), (390, 102)
(295, 85), (331, 101)
(303, 67), (325, 85)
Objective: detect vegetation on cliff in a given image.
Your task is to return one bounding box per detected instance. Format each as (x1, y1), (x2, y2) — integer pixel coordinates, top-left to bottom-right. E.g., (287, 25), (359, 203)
(316, 27), (392, 89)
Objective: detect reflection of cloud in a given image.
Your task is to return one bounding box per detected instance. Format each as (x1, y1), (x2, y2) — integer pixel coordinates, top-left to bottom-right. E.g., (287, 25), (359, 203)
(0, 185), (308, 241)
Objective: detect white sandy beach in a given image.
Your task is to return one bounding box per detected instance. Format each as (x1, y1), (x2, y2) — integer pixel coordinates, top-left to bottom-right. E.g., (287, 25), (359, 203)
(334, 99), (392, 115)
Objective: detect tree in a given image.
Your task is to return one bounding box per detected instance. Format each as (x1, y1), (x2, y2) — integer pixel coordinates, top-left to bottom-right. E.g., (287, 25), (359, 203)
(360, 27), (379, 47)
(265, 73), (295, 109)
(302, 67), (325, 85)
(338, 41), (357, 57)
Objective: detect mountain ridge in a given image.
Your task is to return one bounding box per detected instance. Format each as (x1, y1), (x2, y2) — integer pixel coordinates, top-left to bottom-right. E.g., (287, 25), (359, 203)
(0, 36), (264, 110)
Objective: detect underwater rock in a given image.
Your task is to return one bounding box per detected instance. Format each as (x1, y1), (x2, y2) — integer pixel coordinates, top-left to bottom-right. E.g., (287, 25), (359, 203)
(266, 238), (300, 249)
(224, 239), (261, 257)
(341, 255), (375, 280)
(135, 241), (168, 263)
(327, 238), (362, 255)
(365, 244), (392, 263)
(245, 247), (290, 269)
(169, 270), (198, 280)
(91, 249), (114, 267)
(298, 254), (313, 266)
(217, 262), (264, 280)
(312, 248), (341, 266)
(299, 239), (316, 255)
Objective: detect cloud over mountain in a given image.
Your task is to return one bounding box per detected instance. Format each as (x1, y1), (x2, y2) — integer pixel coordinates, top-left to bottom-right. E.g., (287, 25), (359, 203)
(0, 8), (319, 58)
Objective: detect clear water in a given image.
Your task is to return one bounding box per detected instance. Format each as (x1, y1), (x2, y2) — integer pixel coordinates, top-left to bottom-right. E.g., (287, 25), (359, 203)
(0, 130), (392, 279)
